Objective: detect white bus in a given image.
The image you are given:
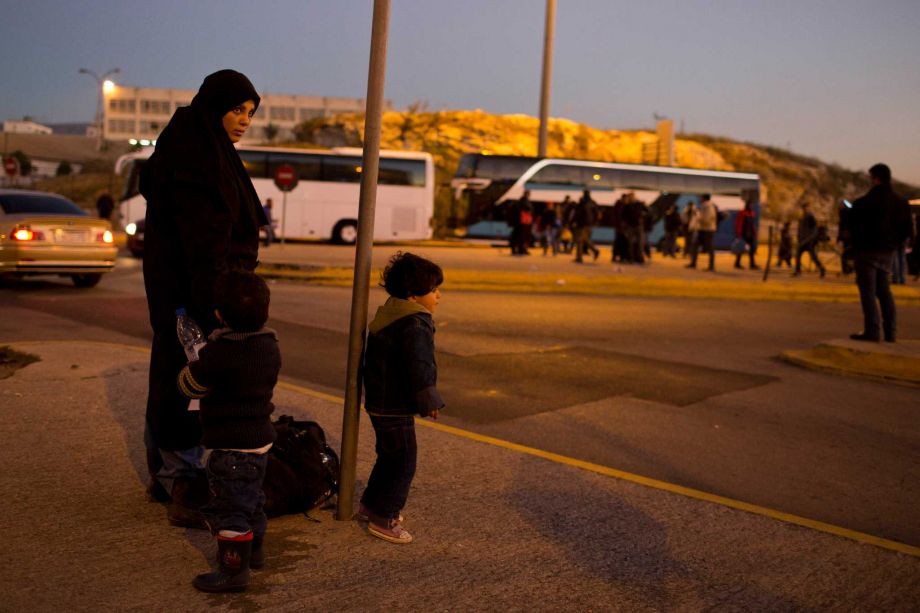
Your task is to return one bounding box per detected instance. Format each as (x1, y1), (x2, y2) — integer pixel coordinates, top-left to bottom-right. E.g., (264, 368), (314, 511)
(116, 145), (435, 244)
(451, 153), (760, 248)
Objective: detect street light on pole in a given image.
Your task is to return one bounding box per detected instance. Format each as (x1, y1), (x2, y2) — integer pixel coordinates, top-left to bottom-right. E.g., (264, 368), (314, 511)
(79, 67), (120, 151)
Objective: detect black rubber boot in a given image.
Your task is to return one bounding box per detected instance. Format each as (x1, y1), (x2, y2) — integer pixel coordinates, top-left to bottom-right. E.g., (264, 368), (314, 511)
(193, 535), (252, 593)
(167, 471), (210, 529)
(250, 534), (264, 570)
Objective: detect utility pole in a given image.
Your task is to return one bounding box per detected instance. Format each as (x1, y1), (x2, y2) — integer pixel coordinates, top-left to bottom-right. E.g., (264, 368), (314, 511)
(537, 0), (556, 158)
(336, 0), (390, 521)
(79, 67), (120, 151)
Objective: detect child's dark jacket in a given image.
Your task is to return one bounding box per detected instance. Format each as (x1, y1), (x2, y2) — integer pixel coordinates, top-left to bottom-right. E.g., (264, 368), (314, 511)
(178, 327), (280, 449)
(363, 297), (444, 417)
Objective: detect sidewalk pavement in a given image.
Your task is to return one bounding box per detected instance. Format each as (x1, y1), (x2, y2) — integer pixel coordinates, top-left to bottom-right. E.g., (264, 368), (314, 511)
(1, 340), (918, 611)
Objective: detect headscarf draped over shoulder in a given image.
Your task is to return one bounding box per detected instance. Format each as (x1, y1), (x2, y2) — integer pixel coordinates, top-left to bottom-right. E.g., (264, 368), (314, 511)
(140, 69), (266, 225)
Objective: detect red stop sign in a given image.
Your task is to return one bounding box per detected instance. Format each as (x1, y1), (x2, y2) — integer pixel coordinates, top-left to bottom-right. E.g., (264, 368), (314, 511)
(3, 156), (19, 177)
(273, 164), (298, 192)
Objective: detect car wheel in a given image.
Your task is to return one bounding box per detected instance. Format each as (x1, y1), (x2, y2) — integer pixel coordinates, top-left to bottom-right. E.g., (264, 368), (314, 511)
(71, 273), (103, 288)
(332, 220), (358, 245)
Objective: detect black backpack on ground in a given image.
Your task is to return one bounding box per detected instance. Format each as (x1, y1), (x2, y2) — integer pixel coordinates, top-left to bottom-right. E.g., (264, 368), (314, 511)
(262, 415), (340, 518)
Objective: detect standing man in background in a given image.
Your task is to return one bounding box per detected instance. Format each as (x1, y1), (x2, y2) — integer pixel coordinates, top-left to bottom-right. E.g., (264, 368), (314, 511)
(848, 163), (912, 342)
(687, 194), (716, 271)
(262, 198), (276, 247)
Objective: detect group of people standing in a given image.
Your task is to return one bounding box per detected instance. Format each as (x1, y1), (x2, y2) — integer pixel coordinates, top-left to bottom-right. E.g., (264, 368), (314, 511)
(506, 189), (601, 261)
(507, 190), (768, 272)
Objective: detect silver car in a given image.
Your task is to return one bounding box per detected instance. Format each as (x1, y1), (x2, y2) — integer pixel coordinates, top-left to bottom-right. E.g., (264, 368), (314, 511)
(0, 189), (117, 287)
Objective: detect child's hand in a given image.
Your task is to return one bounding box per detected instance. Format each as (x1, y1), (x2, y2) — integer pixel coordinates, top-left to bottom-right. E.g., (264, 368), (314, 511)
(428, 409), (439, 420)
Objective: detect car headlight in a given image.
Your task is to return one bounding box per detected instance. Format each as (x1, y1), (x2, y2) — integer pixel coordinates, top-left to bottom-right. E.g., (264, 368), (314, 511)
(125, 223), (137, 236)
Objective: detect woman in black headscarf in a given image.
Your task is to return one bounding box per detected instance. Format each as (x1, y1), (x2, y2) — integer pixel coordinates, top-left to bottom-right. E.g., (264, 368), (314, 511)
(140, 69), (267, 526)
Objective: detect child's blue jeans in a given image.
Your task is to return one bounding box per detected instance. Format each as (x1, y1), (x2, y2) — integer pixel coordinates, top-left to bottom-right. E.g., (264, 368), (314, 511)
(361, 415), (417, 523)
(202, 449), (268, 538)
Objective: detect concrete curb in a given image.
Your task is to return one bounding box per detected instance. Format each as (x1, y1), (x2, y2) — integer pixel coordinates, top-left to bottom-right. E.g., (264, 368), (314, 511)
(780, 339), (920, 387)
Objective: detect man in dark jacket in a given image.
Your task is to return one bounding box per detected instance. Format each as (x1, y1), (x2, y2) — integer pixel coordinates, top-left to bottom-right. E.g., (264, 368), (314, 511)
(848, 163), (912, 342)
(572, 189), (600, 263)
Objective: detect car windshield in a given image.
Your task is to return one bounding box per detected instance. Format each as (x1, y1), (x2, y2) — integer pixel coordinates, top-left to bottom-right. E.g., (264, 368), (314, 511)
(0, 193), (87, 216)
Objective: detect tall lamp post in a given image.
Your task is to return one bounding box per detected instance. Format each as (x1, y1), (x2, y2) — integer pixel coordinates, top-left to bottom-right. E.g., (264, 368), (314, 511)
(79, 67), (120, 151)
(537, 0), (556, 157)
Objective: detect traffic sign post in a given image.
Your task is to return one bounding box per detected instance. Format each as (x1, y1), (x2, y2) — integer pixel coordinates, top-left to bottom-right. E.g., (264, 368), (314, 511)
(3, 156), (19, 179)
(273, 164), (298, 244)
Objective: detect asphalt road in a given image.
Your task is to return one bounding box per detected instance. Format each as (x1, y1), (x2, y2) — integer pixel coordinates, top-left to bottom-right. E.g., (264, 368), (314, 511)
(1, 251), (918, 550)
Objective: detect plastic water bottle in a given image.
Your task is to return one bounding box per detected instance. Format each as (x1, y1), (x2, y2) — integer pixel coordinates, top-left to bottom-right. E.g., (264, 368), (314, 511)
(175, 307), (205, 362)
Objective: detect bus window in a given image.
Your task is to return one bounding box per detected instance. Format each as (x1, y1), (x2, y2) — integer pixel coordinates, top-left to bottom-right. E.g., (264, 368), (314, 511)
(267, 152), (321, 181)
(530, 163), (587, 186)
(238, 150), (268, 179)
(456, 154), (477, 178)
(620, 170), (659, 190)
(379, 158), (426, 186)
(323, 156), (363, 182)
(474, 155), (540, 180)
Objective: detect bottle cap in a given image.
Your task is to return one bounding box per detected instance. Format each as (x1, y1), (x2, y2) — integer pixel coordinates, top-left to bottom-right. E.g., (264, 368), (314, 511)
(175, 307), (187, 316)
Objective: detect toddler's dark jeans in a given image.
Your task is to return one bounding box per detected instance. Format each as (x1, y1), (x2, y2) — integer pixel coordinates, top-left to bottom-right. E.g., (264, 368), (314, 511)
(202, 449), (268, 538)
(361, 415), (417, 523)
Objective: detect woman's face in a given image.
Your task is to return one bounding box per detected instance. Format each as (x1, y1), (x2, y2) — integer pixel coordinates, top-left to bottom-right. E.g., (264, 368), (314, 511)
(222, 100), (256, 143)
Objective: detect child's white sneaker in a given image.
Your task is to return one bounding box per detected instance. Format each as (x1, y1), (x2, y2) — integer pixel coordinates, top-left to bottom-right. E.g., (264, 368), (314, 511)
(368, 518), (413, 544)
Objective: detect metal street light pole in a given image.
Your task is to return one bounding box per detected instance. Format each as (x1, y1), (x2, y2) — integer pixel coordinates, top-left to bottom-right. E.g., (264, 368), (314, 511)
(336, 0), (390, 521)
(79, 67), (120, 151)
(537, 0), (556, 158)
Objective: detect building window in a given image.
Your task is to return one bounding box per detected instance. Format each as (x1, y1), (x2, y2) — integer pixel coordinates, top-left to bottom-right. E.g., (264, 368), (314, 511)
(269, 106), (296, 121)
(108, 119), (136, 134)
(299, 108), (325, 121)
(139, 120), (164, 133)
(108, 99), (136, 114)
(141, 99), (171, 115)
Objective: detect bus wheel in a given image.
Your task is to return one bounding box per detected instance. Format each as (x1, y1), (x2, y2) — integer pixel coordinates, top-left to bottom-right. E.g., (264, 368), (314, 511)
(332, 220), (358, 245)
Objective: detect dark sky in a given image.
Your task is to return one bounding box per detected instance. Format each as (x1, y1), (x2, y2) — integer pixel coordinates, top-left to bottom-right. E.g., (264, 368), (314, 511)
(2, 0), (918, 183)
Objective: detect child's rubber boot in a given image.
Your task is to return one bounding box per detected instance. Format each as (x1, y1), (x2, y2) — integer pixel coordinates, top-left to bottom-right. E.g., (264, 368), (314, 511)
(193, 533), (252, 593)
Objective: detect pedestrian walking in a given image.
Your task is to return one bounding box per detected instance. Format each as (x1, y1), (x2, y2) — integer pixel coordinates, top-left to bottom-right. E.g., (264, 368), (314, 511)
(793, 202), (826, 277)
(360, 252), (445, 543)
(776, 221), (793, 268)
(140, 69), (268, 528)
(733, 199), (759, 269)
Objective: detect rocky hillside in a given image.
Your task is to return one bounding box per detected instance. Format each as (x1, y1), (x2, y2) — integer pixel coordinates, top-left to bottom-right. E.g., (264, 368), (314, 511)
(291, 109), (917, 233)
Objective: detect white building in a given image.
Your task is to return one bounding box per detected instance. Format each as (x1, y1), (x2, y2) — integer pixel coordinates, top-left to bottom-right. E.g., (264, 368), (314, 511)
(2, 120), (53, 135)
(102, 85), (391, 144)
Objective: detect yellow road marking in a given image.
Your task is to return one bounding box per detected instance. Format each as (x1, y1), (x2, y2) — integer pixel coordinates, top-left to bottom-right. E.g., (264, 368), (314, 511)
(8, 341), (918, 558)
(278, 378), (920, 558)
